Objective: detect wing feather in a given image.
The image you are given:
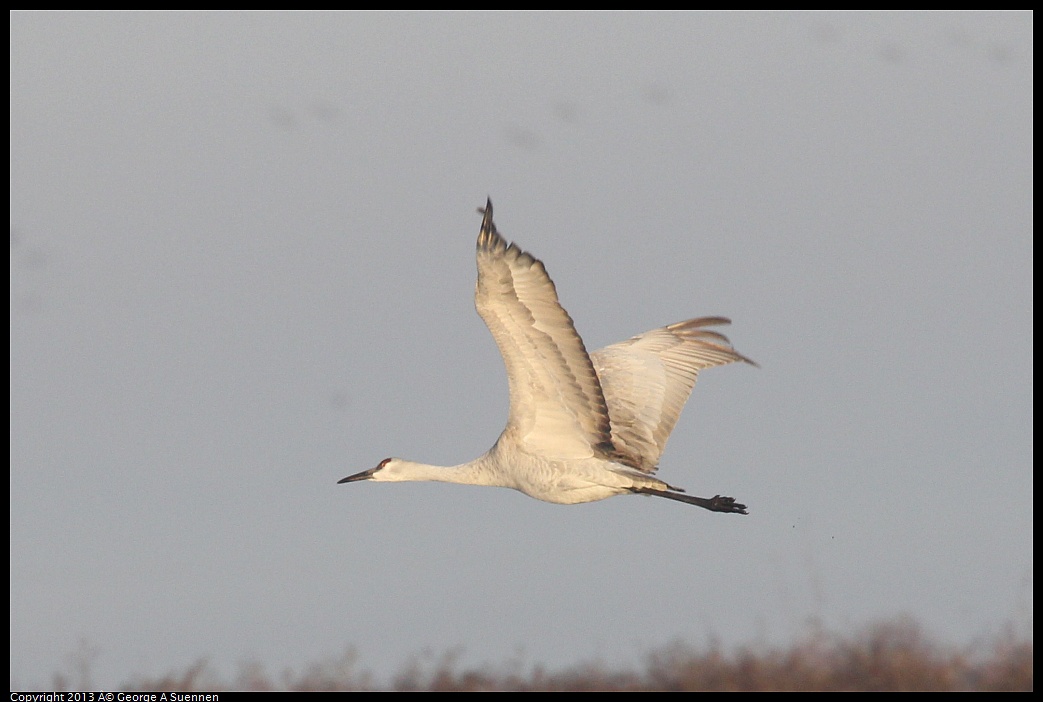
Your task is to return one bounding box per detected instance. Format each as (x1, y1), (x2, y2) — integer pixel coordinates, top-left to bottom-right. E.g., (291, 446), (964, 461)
(474, 200), (613, 459)
(590, 317), (756, 473)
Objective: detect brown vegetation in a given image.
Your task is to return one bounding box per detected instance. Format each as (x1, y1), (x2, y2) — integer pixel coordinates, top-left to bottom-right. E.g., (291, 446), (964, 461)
(62, 618), (1033, 692)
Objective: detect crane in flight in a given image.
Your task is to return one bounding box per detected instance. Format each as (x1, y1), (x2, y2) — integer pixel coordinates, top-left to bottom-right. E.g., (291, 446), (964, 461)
(339, 200), (755, 513)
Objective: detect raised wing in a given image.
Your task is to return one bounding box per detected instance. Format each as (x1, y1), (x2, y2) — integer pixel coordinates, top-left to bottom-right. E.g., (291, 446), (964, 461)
(474, 200), (614, 459)
(590, 317), (756, 473)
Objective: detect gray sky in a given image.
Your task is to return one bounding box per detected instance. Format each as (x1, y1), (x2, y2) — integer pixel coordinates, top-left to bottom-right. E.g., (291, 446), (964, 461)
(10, 11), (1032, 689)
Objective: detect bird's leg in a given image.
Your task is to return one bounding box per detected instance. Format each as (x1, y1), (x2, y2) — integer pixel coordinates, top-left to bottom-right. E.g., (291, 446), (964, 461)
(631, 487), (748, 514)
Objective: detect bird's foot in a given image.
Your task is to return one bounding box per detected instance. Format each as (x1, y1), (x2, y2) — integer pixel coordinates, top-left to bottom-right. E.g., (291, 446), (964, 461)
(709, 495), (748, 514)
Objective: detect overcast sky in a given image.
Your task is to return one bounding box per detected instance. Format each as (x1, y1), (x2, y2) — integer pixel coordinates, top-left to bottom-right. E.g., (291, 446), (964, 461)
(10, 11), (1032, 689)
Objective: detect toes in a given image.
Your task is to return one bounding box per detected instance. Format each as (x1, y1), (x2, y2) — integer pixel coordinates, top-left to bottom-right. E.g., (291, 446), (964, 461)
(711, 495), (748, 514)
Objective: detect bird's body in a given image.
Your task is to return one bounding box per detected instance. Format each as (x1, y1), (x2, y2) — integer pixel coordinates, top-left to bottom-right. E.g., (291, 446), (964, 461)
(340, 200), (755, 513)
(360, 451), (675, 506)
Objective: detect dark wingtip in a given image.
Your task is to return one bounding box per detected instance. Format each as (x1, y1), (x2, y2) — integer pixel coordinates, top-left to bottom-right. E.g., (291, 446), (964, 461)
(477, 197), (499, 249)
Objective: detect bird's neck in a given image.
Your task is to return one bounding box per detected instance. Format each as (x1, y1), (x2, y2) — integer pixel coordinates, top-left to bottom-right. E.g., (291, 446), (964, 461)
(389, 456), (503, 487)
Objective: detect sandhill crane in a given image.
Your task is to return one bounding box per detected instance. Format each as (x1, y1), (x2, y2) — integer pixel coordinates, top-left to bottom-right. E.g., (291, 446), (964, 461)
(339, 200), (755, 513)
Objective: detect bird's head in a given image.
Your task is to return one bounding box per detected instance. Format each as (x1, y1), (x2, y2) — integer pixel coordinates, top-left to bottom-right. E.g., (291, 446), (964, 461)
(338, 457), (410, 484)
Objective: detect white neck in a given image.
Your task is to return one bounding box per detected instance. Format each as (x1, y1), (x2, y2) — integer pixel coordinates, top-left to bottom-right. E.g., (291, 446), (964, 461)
(373, 455), (507, 487)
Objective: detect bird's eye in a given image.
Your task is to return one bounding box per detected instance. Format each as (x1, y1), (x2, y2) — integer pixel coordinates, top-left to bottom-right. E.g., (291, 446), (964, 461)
(379, 458), (392, 468)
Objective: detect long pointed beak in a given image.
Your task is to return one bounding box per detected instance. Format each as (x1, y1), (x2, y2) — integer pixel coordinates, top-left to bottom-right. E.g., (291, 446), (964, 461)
(337, 467), (377, 484)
